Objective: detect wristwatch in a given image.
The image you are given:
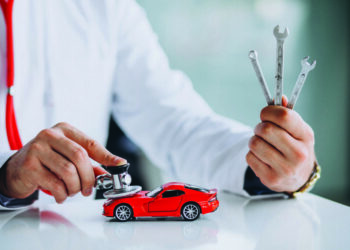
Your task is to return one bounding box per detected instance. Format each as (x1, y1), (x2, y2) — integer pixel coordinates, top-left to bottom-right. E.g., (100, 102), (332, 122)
(288, 162), (321, 198)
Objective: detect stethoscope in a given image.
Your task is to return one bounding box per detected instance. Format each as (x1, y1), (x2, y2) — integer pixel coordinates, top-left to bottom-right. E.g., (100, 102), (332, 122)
(0, 0), (22, 150)
(96, 163), (142, 198)
(0, 0), (141, 198)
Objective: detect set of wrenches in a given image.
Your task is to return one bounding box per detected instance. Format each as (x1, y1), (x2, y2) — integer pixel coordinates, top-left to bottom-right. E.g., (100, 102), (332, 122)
(249, 25), (316, 109)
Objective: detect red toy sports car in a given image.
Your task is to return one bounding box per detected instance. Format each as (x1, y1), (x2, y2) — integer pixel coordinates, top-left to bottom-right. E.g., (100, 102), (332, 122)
(103, 182), (219, 221)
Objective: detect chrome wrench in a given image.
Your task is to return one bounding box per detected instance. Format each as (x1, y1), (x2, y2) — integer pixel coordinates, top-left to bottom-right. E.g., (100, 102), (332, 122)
(287, 57), (316, 109)
(273, 25), (289, 105)
(248, 50), (273, 105)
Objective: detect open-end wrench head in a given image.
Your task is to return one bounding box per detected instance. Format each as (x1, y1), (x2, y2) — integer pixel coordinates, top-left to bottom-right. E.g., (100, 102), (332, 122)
(301, 56), (316, 71)
(273, 25), (289, 40)
(248, 50), (258, 60)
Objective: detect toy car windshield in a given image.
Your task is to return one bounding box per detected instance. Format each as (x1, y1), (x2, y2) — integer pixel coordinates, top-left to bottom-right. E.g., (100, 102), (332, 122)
(146, 186), (163, 197)
(184, 184), (210, 193)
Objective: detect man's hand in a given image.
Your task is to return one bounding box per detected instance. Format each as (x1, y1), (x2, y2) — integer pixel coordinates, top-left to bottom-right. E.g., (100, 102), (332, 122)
(246, 98), (316, 193)
(0, 122), (126, 203)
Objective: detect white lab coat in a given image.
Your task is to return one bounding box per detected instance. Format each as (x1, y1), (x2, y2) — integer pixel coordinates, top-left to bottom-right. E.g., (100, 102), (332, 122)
(0, 0), (253, 208)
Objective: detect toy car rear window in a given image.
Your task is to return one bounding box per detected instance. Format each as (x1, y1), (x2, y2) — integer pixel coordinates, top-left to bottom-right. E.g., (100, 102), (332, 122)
(184, 184), (210, 193)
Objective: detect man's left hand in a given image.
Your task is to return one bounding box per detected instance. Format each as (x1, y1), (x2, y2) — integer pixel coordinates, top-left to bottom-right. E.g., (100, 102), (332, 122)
(246, 98), (316, 193)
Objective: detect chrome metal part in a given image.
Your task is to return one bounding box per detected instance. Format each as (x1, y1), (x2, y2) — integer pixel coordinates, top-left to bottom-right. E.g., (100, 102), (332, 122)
(103, 185), (142, 199)
(182, 203), (200, 221)
(95, 174), (113, 190)
(121, 174), (132, 186)
(112, 173), (132, 189)
(287, 57), (316, 109)
(96, 163), (142, 198)
(114, 205), (132, 221)
(249, 50), (273, 105)
(273, 25), (289, 105)
(7, 86), (15, 96)
(112, 174), (123, 190)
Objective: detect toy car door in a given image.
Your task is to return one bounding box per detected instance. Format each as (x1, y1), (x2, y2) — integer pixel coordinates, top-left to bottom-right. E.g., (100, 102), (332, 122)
(148, 190), (184, 212)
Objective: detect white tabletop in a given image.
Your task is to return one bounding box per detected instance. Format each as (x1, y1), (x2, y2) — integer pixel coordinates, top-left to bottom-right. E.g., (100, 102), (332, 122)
(0, 192), (349, 250)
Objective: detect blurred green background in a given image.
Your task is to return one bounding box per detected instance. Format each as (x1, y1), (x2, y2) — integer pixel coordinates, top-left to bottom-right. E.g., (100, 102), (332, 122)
(136, 0), (349, 205)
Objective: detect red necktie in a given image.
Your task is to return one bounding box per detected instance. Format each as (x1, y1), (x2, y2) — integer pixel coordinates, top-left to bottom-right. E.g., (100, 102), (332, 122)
(0, 0), (22, 150)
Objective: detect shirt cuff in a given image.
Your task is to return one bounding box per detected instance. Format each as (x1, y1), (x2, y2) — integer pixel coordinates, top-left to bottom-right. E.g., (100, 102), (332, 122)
(243, 166), (288, 199)
(0, 191), (38, 210)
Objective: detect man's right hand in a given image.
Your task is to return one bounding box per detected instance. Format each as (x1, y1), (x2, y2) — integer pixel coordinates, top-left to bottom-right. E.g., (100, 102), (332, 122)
(0, 122), (126, 204)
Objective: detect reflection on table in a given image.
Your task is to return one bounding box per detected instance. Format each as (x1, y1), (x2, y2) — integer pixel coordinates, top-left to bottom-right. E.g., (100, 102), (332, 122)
(0, 192), (349, 250)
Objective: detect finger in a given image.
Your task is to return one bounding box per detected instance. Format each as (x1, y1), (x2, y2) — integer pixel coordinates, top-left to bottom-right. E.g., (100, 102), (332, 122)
(53, 123), (126, 166)
(254, 121), (302, 159)
(246, 151), (281, 190)
(36, 167), (68, 204)
(47, 135), (95, 196)
(260, 106), (313, 141)
(38, 147), (81, 196)
(272, 95), (288, 106)
(93, 166), (108, 176)
(92, 166), (109, 187)
(248, 135), (286, 174)
(282, 95), (288, 107)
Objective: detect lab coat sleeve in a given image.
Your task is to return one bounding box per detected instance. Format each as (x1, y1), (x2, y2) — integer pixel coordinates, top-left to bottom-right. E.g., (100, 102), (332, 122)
(111, 0), (255, 197)
(0, 151), (37, 210)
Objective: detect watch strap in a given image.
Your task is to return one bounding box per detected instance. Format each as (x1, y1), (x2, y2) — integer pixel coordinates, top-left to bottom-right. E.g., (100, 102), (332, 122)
(288, 162), (321, 198)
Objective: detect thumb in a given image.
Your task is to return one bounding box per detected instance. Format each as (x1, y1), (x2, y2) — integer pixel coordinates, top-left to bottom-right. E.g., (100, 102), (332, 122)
(282, 95), (288, 107)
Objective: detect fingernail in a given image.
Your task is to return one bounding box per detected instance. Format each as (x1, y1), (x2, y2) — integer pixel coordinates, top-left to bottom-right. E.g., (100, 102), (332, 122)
(114, 157), (127, 166)
(84, 187), (92, 196)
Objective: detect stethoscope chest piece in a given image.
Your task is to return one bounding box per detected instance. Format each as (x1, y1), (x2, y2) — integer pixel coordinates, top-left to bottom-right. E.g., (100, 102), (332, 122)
(103, 185), (142, 199)
(96, 163), (142, 199)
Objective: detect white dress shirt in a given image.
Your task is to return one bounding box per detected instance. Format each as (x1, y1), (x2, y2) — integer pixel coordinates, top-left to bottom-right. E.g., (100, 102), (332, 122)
(0, 0), (255, 209)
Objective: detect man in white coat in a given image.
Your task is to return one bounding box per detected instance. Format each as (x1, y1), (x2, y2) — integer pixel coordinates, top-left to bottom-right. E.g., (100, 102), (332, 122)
(0, 0), (316, 208)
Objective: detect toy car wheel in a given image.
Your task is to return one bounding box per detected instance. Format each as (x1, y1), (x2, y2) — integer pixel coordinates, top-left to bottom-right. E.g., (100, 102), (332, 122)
(114, 204), (133, 222)
(181, 203), (200, 221)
